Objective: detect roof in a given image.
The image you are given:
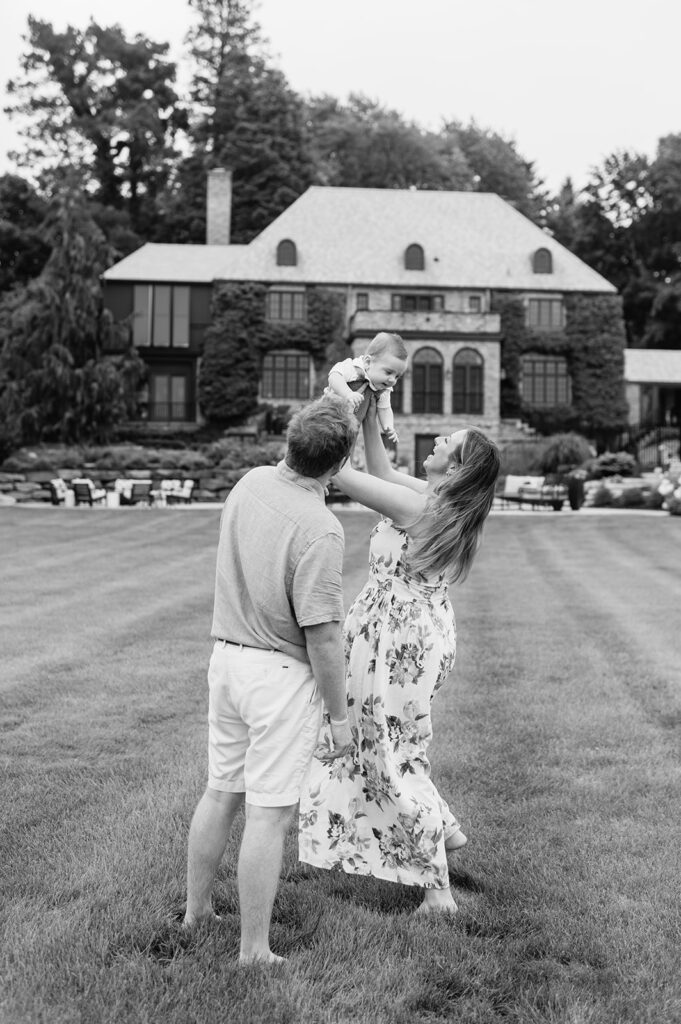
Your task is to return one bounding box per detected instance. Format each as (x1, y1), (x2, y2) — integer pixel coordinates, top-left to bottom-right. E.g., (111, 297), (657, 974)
(624, 348), (681, 383)
(103, 243), (251, 283)
(103, 186), (616, 293)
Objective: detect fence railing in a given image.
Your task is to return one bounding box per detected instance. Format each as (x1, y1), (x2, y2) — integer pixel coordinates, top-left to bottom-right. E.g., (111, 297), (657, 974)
(601, 423), (681, 467)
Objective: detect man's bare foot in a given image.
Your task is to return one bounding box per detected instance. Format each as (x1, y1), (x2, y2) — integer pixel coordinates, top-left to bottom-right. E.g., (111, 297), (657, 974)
(182, 912), (222, 929)
(239, 950), (286, 965)
(444, 829), (468, 852)
(414, 888), (458, 915)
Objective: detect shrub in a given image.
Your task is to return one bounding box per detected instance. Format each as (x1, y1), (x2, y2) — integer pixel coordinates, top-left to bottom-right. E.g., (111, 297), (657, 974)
(591, 485), (614, 507)
(499, 439), (548, 476)
(538, 432), (593, 474)
(586, 451), (637, 479)
(645, 489), (666, 511)
(668, 495), (681, 516)
(615, 488), (646, 508)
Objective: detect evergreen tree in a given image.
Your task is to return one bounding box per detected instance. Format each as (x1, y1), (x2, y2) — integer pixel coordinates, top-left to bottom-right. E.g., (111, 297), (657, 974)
(0, 189), (143, 449)
(175, 0), (314, 243)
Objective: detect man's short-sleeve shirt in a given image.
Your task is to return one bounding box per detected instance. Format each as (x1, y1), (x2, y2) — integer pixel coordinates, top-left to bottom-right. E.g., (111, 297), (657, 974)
(211, 461), (345, 662)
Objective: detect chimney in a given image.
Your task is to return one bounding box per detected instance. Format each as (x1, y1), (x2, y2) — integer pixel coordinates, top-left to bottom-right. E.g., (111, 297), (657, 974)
(206, 168), (232, 245)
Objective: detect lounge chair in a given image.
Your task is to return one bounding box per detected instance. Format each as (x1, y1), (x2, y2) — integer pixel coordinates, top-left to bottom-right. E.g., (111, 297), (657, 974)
(72, 478), (107, 506)
(49, 479), (70, 505)
(164, 479), (195, 505)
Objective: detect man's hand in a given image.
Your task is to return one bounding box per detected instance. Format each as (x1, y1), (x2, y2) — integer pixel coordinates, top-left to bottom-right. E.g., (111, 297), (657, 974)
(317, 718), (353, 762)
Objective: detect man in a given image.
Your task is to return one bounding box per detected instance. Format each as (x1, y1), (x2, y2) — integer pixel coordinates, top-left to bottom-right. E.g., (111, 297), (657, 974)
(184, 395), (357, 964)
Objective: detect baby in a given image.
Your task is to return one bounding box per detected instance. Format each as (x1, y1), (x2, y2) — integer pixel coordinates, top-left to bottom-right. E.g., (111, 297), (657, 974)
(326, 332), (408, 442)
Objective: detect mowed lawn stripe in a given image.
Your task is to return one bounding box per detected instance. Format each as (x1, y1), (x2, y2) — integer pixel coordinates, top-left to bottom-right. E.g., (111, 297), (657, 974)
(1, 510), (680, 1024)
(437, 515), (680, 1017)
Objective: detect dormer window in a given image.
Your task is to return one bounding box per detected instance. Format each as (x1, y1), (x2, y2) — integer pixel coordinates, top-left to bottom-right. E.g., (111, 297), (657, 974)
(533, 247), (553, 274)
(276, 239), (297, 266)
(405, 243), (425, 270)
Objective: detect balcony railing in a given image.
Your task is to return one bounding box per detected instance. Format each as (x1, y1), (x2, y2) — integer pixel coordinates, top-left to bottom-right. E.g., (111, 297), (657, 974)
(350, 310), (501, 336)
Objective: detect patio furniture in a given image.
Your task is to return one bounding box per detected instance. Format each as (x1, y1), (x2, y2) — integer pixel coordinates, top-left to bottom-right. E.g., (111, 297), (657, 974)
(49, 479), (70, 505)
(499, 475), (567, 511)
(163, 479), (195, 505)
(115, 478), (153, 506)
(72, 478), (107, 506)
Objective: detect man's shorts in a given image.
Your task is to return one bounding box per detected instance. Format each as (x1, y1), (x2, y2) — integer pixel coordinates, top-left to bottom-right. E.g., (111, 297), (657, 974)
(207, 640), (322, 807)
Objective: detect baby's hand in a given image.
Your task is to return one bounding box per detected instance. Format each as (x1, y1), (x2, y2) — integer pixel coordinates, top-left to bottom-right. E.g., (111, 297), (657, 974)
(384, 427), (399, 443)
(349, 391), (364, 410)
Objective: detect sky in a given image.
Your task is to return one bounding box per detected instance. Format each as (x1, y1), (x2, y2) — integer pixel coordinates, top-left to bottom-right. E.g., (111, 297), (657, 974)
(1, 0), (680, 194)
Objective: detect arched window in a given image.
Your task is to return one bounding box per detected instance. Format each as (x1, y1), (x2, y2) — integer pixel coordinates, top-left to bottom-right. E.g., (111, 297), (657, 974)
(453, 348), (484, 414)
(405, 243), (425, 270)
(412, 347), (443, 414)
(532, 247), (553, 274)
(276, 239), (297, 266)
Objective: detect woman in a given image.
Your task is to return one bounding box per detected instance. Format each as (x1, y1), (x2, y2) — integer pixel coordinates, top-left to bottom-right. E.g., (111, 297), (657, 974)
(299, 401), (500, 913)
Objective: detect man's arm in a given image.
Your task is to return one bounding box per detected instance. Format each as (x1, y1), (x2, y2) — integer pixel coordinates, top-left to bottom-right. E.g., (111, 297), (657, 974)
(303, 620), (352, 759)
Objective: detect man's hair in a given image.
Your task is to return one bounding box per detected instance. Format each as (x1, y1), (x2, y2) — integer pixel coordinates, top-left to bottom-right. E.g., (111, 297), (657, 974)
(366, 332), (408, 362)
(286, 395), (358, 478)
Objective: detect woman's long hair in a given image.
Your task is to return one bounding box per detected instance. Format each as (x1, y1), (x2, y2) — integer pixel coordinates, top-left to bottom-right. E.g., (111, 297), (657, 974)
(408, 428), (500, 584)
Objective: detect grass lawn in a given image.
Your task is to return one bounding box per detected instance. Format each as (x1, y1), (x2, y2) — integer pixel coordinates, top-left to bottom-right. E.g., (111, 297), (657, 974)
(1, 507), (680, 1024)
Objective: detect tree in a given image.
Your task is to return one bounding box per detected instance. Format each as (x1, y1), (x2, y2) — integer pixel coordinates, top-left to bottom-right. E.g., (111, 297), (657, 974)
(0, 189), (143, 449)
(171, 0), (314, 243)
(0, 174), (50, 293)
(6, 17), (185, 240)
(304, 94), (472, 190)
(443, 120), (546, 220)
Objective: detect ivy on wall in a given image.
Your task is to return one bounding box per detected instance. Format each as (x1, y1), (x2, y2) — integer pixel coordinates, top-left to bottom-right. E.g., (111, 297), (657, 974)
(492, 292), (628, 435)
(198, 282), (347, 425)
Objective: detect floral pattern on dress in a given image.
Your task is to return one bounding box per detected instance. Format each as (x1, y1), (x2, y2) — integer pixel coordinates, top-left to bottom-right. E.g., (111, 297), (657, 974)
(299, 518), (460, 889)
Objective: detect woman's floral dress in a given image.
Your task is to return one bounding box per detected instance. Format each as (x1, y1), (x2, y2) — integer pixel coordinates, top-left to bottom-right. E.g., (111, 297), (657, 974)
(299, 518), (461, 889)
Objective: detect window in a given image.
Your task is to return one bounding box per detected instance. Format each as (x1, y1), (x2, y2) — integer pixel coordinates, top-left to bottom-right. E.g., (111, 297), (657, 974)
(532, 248), (553, 274)
(261, 350), (310, 400)
(520, 353), (571, 407)
(266, 291), (306, 321)
(414, 434), (438, 479)
(453, 348), (484, 414)
(412, 347), (443, 414)
(405, 243), (425, 270)
(468, 295), (482, 313)
(133, 285), (190, 347)
(391, 294), (443, 312)
(276, 239), (297, 266)
(148, 370), (191, 421)
(356, 292), (369, 311)
(527, 297), (564, 331)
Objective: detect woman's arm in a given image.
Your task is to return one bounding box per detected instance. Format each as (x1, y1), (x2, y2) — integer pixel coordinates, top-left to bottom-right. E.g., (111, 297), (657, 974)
(362, 400), (427, 494)
(333, 461), (426, 524)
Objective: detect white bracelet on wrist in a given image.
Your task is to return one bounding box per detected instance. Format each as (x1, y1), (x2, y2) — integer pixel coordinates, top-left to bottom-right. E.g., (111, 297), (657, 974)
(330, 715), (349, 726)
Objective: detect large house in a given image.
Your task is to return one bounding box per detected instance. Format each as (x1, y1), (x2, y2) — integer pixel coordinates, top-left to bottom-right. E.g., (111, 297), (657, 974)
(102, 169), (622, 472)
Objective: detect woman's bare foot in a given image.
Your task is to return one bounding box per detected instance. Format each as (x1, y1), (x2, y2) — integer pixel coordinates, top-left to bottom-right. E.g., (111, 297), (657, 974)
(239, 950), (286, 965)
(444, 829), (468, 852)
(414, 887), (458, 915)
